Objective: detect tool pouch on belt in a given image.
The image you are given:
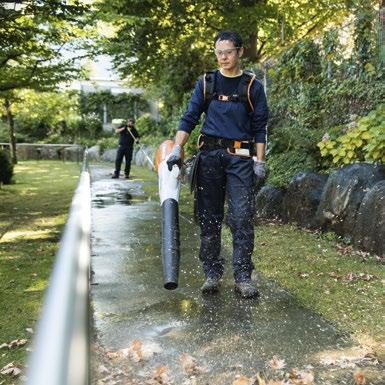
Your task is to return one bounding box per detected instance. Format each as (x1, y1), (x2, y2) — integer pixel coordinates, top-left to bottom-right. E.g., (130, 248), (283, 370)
(186, 150), (201, 225)
(188, 152), (201, 194)
(227, 141), (256, 157)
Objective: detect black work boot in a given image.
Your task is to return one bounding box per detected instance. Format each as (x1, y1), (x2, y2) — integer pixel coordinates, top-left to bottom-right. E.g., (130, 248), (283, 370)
(111, 173), (119, 179)
(201, 277), (220, 294)
(234, 280), (259, 299)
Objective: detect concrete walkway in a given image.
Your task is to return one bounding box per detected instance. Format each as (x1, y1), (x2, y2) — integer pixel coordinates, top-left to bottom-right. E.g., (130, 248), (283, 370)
(90, 165), (382, 385)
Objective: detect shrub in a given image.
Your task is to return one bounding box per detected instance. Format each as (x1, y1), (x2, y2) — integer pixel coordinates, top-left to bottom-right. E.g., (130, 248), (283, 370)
(72, 113), (103, 139)
(96, 136), (117, 155)
(135, 114), (160, 137)
(0, 149), (14, 185)
(266, 150), (318, 188)
(318, 104), (385, 165)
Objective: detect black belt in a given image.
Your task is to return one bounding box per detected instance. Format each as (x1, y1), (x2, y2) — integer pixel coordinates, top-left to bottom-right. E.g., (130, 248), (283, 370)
(199, 134), (256, 155)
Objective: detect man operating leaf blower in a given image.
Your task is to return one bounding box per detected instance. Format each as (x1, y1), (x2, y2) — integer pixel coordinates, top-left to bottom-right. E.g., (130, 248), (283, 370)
(166, 31), (268, 299)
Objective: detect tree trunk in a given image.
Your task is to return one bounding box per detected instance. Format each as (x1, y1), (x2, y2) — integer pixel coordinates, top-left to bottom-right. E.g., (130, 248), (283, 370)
(244, 32), (258, 62)
(281, 17), (286, 45)
(4, 98), (17, 164)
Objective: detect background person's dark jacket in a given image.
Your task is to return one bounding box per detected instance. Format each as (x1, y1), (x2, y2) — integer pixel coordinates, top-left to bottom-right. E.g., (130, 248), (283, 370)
(118, 125), (139, 147)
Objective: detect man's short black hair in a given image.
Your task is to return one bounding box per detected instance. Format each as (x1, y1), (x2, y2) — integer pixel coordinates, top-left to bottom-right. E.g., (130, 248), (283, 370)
(214, 31), (243, 48)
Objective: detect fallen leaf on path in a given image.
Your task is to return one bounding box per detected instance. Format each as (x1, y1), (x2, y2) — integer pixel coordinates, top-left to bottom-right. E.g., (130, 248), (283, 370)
(0, 362), (22, 377)
(287, 368), (314, 384)
(131, 339), (143, 362)
(106, 348), (129, 360)
(106, 339), (161, 362)
(354, 370), (366, 385)
(232, 375), (252, 385)
(152, 365), (169, 384)
(179, 353), (206, 375)
(269, 355), (286, 370)
(255, 373), (266, 385)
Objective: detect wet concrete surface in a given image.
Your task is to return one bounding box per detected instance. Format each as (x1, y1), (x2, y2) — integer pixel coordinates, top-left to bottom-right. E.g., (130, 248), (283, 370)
(90, 165), (381, 384)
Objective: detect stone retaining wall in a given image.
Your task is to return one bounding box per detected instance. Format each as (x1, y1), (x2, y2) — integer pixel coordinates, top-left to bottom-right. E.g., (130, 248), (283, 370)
(255, 163), (385, 257)
(90, 145), (385, 257)
(1, 143), (84, 162)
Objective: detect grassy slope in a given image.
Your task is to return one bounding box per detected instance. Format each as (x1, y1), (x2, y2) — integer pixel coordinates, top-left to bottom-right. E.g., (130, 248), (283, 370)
(0, 161), (80, 383)
(250, 224), (385, 349)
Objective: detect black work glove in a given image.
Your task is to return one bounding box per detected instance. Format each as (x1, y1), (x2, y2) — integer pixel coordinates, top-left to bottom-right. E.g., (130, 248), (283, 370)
(166, 145), (182, 171)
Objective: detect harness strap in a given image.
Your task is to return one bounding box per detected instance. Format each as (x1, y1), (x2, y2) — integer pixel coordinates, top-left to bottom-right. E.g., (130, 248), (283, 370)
(202, 70), (255, 113)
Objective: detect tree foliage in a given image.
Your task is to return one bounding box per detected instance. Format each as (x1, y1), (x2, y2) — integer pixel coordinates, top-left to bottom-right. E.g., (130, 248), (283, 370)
(79, 91), (149, 122)
(0, 0), (94, 93)
(97, 0), (352, 111)
(10, 89), (81, 141)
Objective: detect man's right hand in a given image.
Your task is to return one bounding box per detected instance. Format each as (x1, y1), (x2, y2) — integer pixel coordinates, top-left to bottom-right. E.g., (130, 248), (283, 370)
(166, 145), (182, 171)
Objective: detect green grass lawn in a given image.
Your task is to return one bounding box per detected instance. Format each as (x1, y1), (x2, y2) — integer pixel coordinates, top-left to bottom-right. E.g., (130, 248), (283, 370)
(0, 160), (80, 384)
(250, 224), (385, 351)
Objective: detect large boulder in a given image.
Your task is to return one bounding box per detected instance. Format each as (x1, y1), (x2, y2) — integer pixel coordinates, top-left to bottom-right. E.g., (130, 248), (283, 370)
(255, 185), (285, 222)
(16, 145), (36, 160)
(282, 172), (328, 228)
(353, 181), (385, 256)
(87, 145), (100, 161)
(133, 146), (156, 170)
(316, 163), (385, 237)
(101, 149), (117, 162)
(63, 146), (83, 162)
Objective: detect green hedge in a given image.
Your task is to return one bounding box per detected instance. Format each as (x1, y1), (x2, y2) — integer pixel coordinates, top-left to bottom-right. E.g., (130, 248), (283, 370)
(0, 149), (14, 185)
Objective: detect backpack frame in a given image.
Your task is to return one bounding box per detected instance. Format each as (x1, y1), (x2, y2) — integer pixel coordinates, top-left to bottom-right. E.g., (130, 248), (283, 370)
(202, 70), (256, 114)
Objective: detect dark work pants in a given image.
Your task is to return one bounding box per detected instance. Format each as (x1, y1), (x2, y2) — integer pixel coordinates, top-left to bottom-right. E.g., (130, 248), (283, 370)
(196, 149), (255, 283)
(114, 145), (133, 177)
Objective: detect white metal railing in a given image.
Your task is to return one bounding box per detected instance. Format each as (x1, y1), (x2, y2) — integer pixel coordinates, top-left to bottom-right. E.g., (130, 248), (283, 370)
(25, 149), (91, 385)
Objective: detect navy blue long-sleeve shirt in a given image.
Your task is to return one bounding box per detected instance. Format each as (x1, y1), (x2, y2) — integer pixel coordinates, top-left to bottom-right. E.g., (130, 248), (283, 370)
(178, 70), (268, 143)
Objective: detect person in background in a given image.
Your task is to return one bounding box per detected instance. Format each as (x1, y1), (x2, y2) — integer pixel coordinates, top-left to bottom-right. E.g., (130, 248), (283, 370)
(112, 117), (139, 179)
(166, 31), (268, 298)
